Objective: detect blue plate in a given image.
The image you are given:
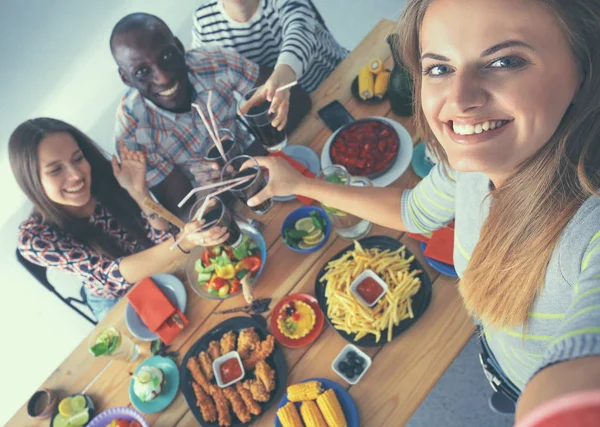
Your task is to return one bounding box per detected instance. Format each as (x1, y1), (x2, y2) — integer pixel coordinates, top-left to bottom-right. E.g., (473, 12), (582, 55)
(129, 356), (180, 414)
(274, 378), (359, 427)
(419, 241), (458, 278)
(411, 142), (434, 178)
(125, 274), (187, 341)
(281, 206), (331, 254)
(273, 145), (321, 202)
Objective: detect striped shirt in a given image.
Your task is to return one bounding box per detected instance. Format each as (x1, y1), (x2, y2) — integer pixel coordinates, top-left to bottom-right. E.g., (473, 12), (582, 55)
(114, 47), (259, 188)
(17, 204), (170, 299)
(192, 0), (349, 93)
(402, 163), (600, 390)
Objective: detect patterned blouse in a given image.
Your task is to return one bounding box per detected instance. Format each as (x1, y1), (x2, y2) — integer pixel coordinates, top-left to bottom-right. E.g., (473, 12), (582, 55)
(18, 203), (171, 299)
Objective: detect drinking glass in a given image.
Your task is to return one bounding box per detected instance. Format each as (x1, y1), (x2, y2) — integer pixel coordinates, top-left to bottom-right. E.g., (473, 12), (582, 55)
(317, 165), (373, 240)
(220, 155), (273, 215)
(88, 326), (140, 363)
(238, 88), (287, 152)
(202, 128), (245, 168)
(189, 196), (244, 248)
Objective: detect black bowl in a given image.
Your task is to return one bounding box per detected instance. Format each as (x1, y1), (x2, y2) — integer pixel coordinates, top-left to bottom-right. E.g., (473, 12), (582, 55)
(350, 70), (391, 104)
(328, 117), (400, 180)
(49, 394), (95, 426)
(179, 316), (287, 426)
(315, 235), (432, 347)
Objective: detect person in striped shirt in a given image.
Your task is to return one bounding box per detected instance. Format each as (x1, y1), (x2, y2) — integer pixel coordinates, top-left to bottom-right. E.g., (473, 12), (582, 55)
(245, 0), (600, 422)
(192, 0), (349, 102)
(110, 13), (309, 216)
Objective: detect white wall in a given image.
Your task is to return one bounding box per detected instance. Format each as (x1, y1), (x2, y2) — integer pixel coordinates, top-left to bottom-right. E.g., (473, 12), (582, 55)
(0, 0), (403, 424)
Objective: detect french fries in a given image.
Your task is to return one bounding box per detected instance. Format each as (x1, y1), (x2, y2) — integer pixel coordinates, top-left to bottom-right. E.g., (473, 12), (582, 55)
(320, 241), (422, 342)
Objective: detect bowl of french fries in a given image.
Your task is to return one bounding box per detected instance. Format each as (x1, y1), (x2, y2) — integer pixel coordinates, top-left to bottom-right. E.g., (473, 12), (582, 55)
(314, 236), (432, 346)
(351, 58), (391, 103)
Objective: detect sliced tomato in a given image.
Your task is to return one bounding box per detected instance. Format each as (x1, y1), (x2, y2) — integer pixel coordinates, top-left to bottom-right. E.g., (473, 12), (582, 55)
(201, 251), (212, 267)
(115, 421), (130, 427)
(210, 276), (228, 290)
(230, 279), (241, 295)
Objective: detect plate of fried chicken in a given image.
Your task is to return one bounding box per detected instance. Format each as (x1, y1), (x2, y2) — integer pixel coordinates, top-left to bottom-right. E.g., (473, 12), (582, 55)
(180, 316), (287, 426)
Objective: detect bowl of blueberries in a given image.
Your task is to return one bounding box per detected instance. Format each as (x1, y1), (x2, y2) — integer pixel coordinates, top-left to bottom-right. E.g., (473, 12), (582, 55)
(331, 343), (372, 385)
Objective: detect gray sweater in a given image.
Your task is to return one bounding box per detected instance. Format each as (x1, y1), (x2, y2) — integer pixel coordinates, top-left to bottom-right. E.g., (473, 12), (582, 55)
(402, 163), (600, 390)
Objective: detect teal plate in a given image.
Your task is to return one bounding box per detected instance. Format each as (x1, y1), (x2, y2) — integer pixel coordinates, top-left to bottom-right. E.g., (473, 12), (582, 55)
(129, 356), (179, 414)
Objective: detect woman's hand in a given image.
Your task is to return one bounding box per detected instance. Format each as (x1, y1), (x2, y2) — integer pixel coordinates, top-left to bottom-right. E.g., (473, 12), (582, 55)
(112, 141), (148, 201)
(243, 156), (307, 207)
(240, 64), (296, 131)
(182, 220), (230, 249)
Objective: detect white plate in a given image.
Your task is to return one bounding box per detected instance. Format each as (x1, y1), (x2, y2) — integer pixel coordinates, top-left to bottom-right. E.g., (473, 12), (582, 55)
(273, 145), (321, 202)
(125, 274), (187, 341)
(320, 117), (414, 187)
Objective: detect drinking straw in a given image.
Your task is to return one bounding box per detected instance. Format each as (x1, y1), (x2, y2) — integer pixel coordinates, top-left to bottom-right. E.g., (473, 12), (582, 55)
(192, 102), (226, 161)
(177, 174), (256, 208)
(207, 90), (223, 156)
(275, 81), (298, 93)
(81, 360), (113, 395)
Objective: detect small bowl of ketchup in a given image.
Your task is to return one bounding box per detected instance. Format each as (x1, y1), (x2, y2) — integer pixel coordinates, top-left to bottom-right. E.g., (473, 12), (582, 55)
(350, 270), (388, 307)
(213, 351), (245, 388)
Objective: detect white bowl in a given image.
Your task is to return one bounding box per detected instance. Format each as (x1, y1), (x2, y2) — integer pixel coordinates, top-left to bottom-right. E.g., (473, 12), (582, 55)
(212, 351), (245, 388)
(349, 269), (388, 307)
(331, 344), (372, 385)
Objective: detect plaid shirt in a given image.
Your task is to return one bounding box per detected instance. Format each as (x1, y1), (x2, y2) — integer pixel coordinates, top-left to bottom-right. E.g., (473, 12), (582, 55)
(114, 47), (259, 187)
(18, 204), (170, 299)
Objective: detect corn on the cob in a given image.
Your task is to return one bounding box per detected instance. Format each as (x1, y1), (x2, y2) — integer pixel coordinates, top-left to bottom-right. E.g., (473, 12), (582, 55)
(287, 380), (323, 402)
(316, 389), (347, 427)
(374, 70), (391, 98)
(358, 66), (374, 100)
(369, 58), (384, 74)
(300, 400), (328, 427)
(277, 402), (303, 427)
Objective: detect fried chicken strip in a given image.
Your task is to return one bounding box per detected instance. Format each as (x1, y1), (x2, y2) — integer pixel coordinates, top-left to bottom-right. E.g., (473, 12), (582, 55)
(220, 330), (237, 355)
(242, 379), (270, 402)
(255, 360), (276, 392)
(198, 351), (214, 380)
(187, 357), (212, 393)
(223, 386), (252, 423)
(210, 385), (232, 427)
(236, 382), (262, 416)
(208, 340), (221, 360)
(192, 381), (217, 423)
(237, 327), (260, 359)
(242, 335), (275, 370)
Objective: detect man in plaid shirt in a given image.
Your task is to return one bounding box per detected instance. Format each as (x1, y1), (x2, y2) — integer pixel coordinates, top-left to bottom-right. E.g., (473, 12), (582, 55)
(110, 13), (307, 216)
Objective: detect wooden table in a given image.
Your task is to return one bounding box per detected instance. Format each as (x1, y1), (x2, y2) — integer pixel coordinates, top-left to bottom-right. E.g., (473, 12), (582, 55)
(8, 19), (474, 427)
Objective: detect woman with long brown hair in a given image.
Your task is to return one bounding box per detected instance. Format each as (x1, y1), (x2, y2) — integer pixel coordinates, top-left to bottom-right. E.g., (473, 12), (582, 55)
(10, 118), (227, 321)
(247, 0), (600, 420)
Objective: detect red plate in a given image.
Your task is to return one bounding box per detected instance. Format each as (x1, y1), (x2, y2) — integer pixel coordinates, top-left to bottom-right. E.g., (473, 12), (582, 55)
(270, 293), (325, 348)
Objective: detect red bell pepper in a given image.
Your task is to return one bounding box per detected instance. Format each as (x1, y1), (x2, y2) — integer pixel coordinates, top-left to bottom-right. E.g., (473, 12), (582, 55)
(208, 276), (228, 291)
(235, 255), (262, 274)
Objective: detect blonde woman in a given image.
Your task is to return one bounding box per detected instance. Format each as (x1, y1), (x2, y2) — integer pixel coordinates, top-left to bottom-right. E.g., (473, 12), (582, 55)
(246, 0), (600, 420)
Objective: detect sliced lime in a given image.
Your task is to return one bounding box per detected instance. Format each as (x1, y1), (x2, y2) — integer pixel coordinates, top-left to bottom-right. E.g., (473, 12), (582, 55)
(303, 232), (324, 246)
(68, 408), (89, 426)
(58, 397), (73, 417)
(298, 239), (322, 250)
(304, 228), (323, 240)
(70, 395), (87, 413)
(295, 217), (316, 233)
(135, 370), (152, 384)
(52, 414), (70, 427)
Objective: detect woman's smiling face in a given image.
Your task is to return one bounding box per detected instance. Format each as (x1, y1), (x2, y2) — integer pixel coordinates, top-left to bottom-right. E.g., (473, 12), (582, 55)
(420, 0), (580, 181)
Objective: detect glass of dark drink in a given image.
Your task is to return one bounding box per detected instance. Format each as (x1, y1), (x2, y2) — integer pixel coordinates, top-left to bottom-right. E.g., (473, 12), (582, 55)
(220, 155), (273, 215)
(189, 197), (244, 248)
(202, 128), (244, 168)
(238, 88), (288, 152)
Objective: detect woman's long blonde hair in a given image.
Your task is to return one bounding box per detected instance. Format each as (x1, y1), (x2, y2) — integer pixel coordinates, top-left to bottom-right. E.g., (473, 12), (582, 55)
(397, 0), (600, 328)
